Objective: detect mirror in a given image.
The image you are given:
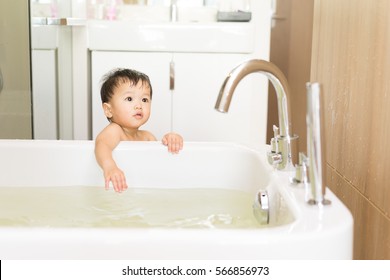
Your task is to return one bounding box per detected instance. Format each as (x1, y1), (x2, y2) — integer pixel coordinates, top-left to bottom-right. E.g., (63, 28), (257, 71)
(2, 0), (264, 141)
(28, 0), (240, 141)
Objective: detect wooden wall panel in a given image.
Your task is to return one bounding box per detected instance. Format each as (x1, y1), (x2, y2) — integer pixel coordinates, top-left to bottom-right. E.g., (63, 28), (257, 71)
(328, 165), (390, 259)
(267, 0), (292, 143)
(267, 0), (313, 153)
(311, 0), (390, 259)
(287, 0), (314, 154)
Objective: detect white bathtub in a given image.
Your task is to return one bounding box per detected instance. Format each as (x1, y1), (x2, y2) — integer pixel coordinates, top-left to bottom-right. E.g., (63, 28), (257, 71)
(0, 140), (353, 259)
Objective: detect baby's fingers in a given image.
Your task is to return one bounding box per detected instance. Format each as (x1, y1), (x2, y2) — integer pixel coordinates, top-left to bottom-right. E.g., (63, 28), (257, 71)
(171, 139), (183, 153)
(168, 138), (183, 153)
(106, 172), (128, 193)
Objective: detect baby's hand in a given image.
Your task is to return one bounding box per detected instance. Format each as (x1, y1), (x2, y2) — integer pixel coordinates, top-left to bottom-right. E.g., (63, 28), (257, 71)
(104, 167), (128, 193)
(162, 132), (183, 154)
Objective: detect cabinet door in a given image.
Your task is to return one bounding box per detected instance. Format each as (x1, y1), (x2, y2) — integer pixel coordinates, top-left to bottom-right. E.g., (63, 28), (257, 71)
(91, 51), (172, 140)
(32, 50), (58, 139)
(173, 53), (268, 144)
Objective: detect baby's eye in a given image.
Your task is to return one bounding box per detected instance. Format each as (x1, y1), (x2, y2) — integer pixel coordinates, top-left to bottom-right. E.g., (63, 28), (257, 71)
(125, 97), (133, 102)
(142, 98), (150, 103)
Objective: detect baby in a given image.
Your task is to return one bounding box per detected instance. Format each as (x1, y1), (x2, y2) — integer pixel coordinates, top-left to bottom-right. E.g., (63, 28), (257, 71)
(95, 68), (183, 192)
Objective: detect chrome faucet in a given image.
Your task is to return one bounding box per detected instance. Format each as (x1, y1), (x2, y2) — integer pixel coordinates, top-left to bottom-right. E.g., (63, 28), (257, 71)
(215, 59), (298, 170)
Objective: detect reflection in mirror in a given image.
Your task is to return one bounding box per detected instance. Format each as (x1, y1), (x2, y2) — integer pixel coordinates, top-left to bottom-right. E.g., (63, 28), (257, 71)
(30, 0), (89, 140)
(26, 0), (260, 141)
(31, 0), (73, 139)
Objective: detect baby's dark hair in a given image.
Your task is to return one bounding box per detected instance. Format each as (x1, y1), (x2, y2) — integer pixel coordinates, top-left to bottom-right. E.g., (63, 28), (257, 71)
(100, 68), (153, 103)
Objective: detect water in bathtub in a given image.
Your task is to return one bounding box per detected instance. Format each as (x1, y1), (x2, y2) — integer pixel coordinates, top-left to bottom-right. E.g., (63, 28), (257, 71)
(0, 186), (293, 228)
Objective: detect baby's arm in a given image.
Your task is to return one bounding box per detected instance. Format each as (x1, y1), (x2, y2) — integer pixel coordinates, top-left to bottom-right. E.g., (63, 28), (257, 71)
(162, 132), (183, 153)
(95, 125), (128, 192)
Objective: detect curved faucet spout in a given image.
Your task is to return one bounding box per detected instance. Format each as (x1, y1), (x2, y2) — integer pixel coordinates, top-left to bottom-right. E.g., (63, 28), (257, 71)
(215, 59), (291, 138)
(215, 59), (297, 170)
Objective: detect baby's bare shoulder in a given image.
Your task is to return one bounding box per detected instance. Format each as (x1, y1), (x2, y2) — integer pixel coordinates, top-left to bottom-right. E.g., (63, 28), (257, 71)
(96, 123), (123, 140)
(138, 130), (157, 141)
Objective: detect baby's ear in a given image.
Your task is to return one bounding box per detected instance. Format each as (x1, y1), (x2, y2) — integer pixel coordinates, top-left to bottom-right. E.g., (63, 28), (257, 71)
(103, 103), (112, 118)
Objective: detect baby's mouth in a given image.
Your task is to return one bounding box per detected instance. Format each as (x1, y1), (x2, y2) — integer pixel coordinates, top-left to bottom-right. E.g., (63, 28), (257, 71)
(133, 112), (143, 119)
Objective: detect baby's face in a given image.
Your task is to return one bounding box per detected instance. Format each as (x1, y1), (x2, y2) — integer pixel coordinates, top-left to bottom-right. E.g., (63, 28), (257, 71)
(104, 80), (152, 129)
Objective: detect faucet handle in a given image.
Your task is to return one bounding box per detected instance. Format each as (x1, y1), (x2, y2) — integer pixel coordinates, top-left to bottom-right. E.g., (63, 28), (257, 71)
(267, 125), (282, 167)
(290, 152), (308, 185)
(270, 125), (279, 153)
(273, 125), (279, 137)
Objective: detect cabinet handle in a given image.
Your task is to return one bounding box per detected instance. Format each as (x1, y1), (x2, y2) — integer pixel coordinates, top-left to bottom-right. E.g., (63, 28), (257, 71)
(169, 61), (175, 91)
(47, 17), (86, 26)
(31, 17), (86, 26)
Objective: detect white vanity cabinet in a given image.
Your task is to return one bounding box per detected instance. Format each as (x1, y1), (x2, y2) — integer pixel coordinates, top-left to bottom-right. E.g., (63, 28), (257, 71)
(31, 26), (59, 140)
(170, 53), (266, 143)
(31, 49), (58, 139)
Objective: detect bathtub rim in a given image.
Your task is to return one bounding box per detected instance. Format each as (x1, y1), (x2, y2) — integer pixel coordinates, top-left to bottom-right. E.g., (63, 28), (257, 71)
(0, 139), (353, 259)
